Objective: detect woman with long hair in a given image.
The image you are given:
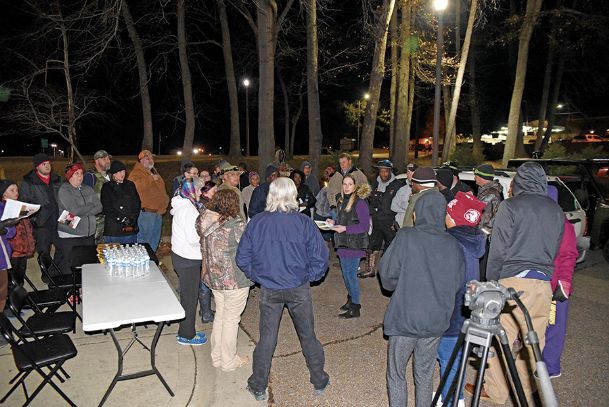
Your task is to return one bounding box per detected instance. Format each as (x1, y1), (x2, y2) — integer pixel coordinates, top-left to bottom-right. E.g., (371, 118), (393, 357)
(327, 174), (371, 319)
(197, 188), (252, 371)
(197, 180), (217, 324)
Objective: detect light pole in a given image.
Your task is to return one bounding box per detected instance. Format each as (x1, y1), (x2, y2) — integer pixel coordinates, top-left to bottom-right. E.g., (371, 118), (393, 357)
(432, 0), (448, 167)
(357, 93), (370, 151)
(50, 143), (58, 157)
(243, 78), (251, 156)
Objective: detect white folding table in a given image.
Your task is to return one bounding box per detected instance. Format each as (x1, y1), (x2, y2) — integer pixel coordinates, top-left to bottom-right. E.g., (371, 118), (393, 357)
(81, 262), (185, 406)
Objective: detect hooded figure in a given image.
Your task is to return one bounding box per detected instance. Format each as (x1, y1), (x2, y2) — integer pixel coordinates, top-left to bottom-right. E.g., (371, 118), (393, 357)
(379, 191), (465, 407)
(300, 160), (320, 197)
(473, 162), (565, 405)
(486, 162), (564, 281)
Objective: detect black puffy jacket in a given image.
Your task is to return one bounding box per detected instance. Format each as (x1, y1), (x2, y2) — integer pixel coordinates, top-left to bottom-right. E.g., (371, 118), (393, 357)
(19, 170), (62, 228)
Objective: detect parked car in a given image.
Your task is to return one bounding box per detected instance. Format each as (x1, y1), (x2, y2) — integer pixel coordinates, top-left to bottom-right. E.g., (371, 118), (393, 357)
(508, 158), (609, 264)
(571, 133), (604, 143)
(457, 170), (590, 263)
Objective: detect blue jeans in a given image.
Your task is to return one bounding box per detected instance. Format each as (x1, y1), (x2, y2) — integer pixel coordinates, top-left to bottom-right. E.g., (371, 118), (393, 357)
(437, 335), (464, 403)
(339, 256), (361, 304)
(248, 284), (329, 393)
(137, 211), (162, 252)
(104, 235), (138, 245)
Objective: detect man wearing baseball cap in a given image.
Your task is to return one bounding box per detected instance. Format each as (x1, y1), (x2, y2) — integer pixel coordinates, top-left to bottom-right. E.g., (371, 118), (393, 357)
(19, 153), (64, 278)
(217, 162), (245, 220)
(128, 150), (169, 252)
(400, 166), (438, 228)
(83, 149), (112, 243)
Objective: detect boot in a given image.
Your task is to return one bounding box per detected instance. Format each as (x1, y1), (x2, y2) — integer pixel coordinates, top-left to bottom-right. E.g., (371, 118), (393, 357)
(198, 282), (215, 323)
(340, 295), (351, 311)
(357, 251), (377, 278)
(339, 303), (361, 319)
(356, 251), (370, 277)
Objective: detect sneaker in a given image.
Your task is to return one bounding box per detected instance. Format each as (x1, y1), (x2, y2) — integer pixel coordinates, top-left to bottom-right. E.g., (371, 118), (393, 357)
(177, 333), (208, 346)
(246, 385), (267, 401)
(314, 380), (330, 396)
(549, 372), (562, 379)
(195, 331), (207, 339)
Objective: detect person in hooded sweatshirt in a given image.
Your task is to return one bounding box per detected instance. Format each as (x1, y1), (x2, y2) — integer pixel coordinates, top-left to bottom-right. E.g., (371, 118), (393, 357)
(468, 162), (564, 405)
(379, 191), (464, 407)
(436, 191), (487, 407)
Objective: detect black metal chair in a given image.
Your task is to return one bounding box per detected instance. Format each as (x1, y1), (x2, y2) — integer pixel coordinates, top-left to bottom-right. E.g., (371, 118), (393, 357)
(7, 272), (69, 314)
(0, 315), (77, 407)
(8, 286), (76, 340)
(37, 254), (82, 324)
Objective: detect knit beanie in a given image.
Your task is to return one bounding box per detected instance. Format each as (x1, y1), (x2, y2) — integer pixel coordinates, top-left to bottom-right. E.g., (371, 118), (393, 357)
(0, 179), (16, 197)
(264, 164), (279, 180)
(436, 168), (454, 188)
(447, 191), (487, 227)
(33, 153), (50, 168)
(474, 164), (495, 181)
(108, 160), (127, 174)
(411, 167), (437, 185)
(248, 171), (260, 182)
(64, 163), (85, 181)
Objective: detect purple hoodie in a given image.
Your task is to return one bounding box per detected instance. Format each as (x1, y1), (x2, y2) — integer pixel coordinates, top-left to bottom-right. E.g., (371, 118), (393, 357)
(0, 201), (17, 270)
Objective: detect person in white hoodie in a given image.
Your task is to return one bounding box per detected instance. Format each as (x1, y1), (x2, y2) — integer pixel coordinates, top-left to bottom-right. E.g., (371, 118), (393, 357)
(171, 177), (208, 346)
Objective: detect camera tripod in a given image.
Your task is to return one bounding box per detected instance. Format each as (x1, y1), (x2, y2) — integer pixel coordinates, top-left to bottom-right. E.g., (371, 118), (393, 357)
(431, 287), (558, 407)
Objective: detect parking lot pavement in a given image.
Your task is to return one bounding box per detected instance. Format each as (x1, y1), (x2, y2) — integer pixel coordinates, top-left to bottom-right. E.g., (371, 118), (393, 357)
(1, 249), (607, 406)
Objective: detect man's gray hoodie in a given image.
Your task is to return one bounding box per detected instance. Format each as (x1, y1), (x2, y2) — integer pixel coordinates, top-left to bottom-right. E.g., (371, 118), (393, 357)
(379, 191), (464, 338)
(486, 162), (564, 280)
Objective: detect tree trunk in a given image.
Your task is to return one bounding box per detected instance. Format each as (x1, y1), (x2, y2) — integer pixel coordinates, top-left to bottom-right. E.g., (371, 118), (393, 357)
(257, 1), (277, 175)
(442, 0), (478, 162)
(393, 0), (411, 173)
(469, 37), (482, 158)
(277, 66), (290, 157)
(541, 48), (566, 150)
(405, 45), (415, 165)
(503, 0), (544, 167)
(455, 0), (461, 56)
(121, 0), (153, 151)
(290, 83), (305, 159)
(177, 0), (196, 162)
(389, 7), (398, 160)
(360, 0), (397, 176)
(56, 1), (84, 165)
(305, 0), (323, 176)
(218, 0), (242, 158)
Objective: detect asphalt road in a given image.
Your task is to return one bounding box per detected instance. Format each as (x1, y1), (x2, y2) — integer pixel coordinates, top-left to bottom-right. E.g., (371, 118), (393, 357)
(239, 247), (609, 407)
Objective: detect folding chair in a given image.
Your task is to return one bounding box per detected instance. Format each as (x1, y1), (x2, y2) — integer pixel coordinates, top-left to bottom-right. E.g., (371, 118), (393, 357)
(0, 315), (77, 407)
(7, 272), (69, 314)
(37, 254), (82, 323)
(8, 286), (76, 340)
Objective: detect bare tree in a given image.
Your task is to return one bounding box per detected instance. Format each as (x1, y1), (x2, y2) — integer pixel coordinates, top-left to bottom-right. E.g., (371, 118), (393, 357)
(469, 36), (483, 158)
(389, 8), (398, 158)
(121, 0), (154, 150)
(393, 0), (412, 173)
(177, 0), (196, 161)
(218, 0), (242, 158)
(502, 0), (544, 166)
(360, 0), (397, 176)
(304, 0), (323, 176)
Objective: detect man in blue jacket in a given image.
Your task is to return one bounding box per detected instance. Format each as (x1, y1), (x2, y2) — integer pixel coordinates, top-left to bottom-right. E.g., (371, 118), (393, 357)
(247, 164), (278, 219)
(379, 191), (465, 407)
(236, 177), (330, 401)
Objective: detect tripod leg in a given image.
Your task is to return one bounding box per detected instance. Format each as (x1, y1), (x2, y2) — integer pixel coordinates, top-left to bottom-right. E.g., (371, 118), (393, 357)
(432, 333), (465, 407)
(450, 339), (471, 407)
(471, 343), (491, 407)
(499, 342), (529, 407)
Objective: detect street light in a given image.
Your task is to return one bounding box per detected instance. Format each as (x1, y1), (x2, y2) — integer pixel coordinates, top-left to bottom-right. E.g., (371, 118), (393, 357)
(243, 78), (251, 156)
(50, 143), (58, 157)
(432, 0), (448, 166)
(357, 93), (371, 151)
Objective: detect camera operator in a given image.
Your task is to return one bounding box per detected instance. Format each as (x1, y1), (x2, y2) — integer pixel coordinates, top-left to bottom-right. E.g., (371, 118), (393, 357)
(100, 161), (141, 245)
(467, 162), (564, 405)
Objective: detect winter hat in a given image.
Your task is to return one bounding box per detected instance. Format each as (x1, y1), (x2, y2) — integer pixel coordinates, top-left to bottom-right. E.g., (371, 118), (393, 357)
(33, 153), (50, 168)
(300, 160), (312, 171)
(93, 150), (112, 160)
(474, 164), (495, 181)
(436, 168), (454, 188)
(443, 161), (460, 176)
(447, 191), (487, 227)
(264, 164), (279, 180)
(374, 159), (394, 169)
(0, 179), (16, 197)
(248, 171), (260, 181)
(108, 160), (127, 174)
(411, 167), (437, 186)
(64, 163), (85, 181)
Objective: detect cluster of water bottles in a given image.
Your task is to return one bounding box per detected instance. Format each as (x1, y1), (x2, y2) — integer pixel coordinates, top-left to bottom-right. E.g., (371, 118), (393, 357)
(103, 244), (151, 279)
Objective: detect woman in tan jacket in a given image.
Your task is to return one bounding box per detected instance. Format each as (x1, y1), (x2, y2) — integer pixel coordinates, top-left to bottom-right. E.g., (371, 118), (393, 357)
(197, 189), (253, 372)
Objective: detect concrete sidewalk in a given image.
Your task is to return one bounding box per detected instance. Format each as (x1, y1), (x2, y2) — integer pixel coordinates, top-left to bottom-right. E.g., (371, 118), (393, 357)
(0, 256), (263, 407)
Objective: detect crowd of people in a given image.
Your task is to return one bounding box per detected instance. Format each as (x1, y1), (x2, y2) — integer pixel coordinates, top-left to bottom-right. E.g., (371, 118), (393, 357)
(0, 150), (576, 406)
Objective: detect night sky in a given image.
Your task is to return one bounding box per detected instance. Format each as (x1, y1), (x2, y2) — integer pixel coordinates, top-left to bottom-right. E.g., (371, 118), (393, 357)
(0, 0), (608, 157)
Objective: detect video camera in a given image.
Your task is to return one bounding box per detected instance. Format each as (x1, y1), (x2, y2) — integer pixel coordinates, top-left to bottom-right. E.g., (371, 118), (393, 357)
(464, 280), (512, 325)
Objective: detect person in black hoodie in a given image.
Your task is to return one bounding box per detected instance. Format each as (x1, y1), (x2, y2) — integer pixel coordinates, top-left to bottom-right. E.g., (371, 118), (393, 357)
(436, 191), (487, 407)
(100, 160), (141, 244)
(379, 191), (464, 407)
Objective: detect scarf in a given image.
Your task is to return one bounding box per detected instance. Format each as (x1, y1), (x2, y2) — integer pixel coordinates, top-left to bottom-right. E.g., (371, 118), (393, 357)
(179, 179), (203, 210)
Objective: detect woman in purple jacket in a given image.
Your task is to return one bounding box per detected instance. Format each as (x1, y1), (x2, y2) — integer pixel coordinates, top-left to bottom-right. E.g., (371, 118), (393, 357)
(327, 175), (371, 319)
